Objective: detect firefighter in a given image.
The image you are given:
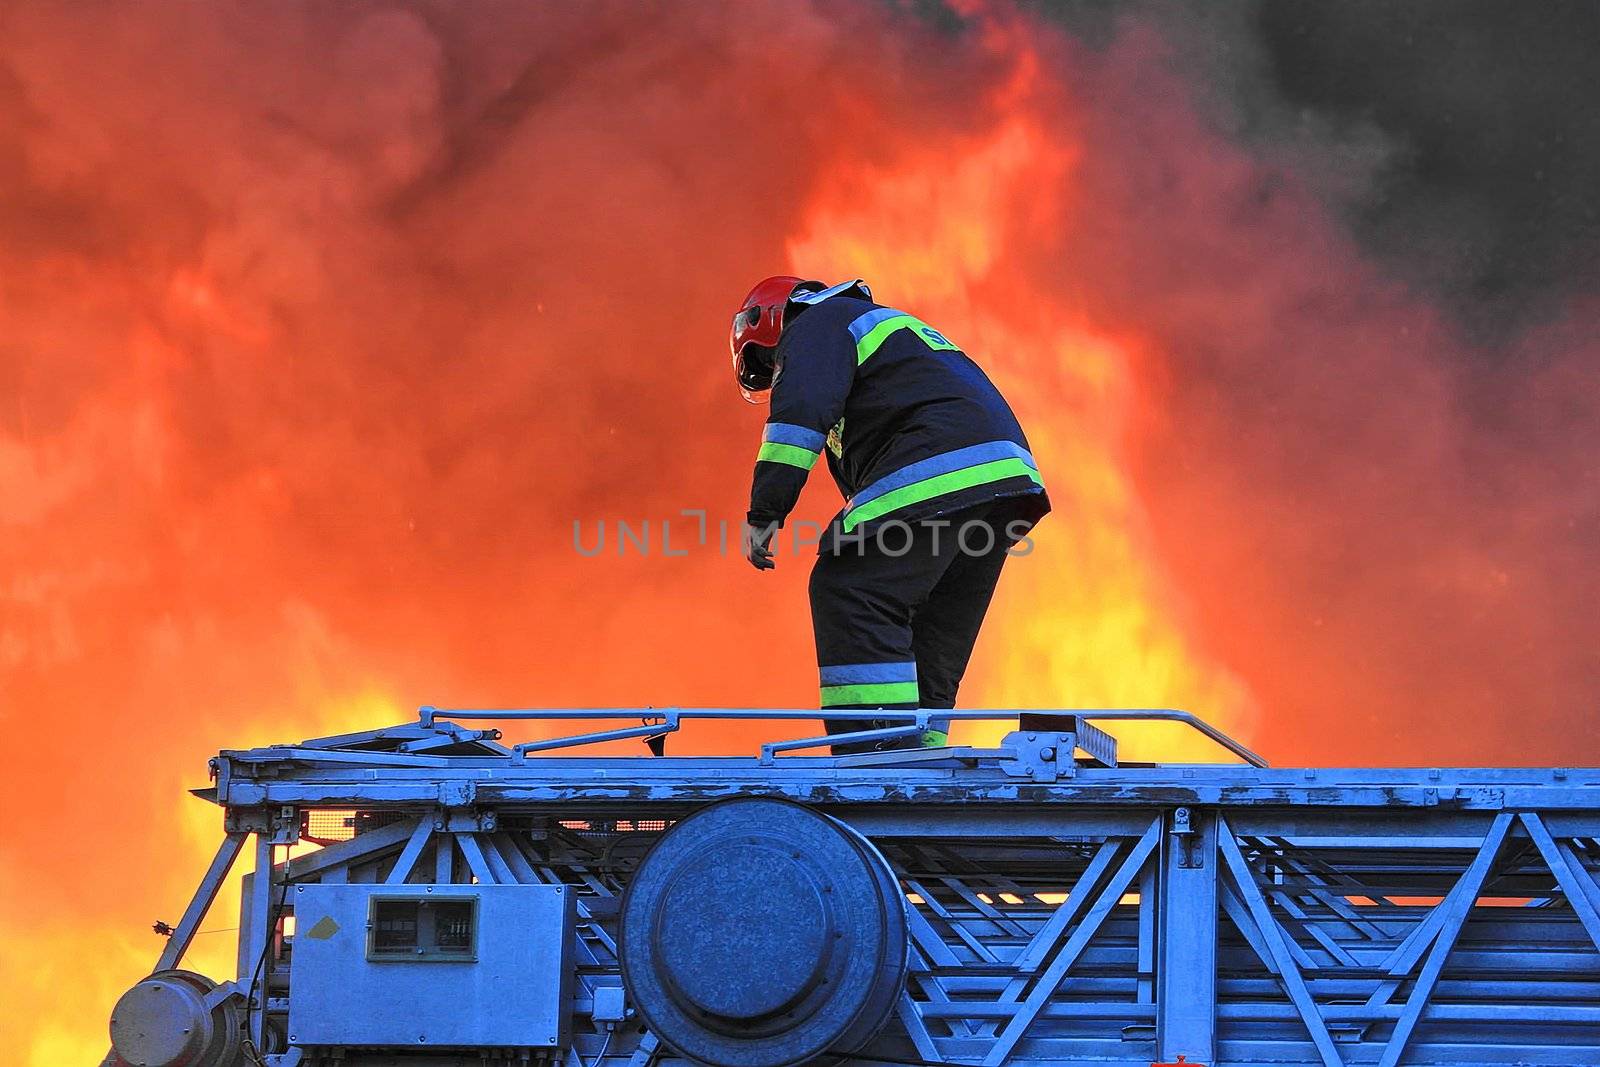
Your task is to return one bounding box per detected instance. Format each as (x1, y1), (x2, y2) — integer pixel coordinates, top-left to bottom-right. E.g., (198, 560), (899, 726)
(731, 276), (1050, 752)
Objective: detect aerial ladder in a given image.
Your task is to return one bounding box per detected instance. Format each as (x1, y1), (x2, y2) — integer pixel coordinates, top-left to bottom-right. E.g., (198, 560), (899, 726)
(105, 708), (1600, 1067)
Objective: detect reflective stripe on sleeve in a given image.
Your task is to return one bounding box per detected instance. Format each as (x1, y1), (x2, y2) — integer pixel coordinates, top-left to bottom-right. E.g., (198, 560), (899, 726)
(757, 423), (824, 469)
(764, 422), (827, 451)
(757, 442), (821, 469)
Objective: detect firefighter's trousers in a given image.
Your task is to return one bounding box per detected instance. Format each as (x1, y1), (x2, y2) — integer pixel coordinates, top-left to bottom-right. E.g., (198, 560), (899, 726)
(809, 499), (1031, 754)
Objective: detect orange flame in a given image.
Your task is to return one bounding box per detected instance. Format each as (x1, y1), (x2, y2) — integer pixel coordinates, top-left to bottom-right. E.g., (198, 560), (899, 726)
(788, 105), (1255, 759)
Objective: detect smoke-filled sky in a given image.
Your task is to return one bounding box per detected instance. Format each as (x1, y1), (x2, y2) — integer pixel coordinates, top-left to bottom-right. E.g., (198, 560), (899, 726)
(2, 1), (1596, 1061)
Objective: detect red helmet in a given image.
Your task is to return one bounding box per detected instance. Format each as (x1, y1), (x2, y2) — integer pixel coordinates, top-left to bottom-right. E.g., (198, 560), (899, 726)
(729, 275), (803, 404)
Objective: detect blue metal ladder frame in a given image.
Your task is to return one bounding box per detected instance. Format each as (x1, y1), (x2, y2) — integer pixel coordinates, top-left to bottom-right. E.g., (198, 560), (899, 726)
(128, 708), (1600, 1067)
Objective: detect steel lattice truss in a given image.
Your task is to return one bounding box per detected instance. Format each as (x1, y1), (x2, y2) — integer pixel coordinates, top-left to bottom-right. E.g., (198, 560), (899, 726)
(136, 710), (1600, 1067)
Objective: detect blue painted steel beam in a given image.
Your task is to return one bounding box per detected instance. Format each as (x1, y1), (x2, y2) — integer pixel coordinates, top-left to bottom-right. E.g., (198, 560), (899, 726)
(1377, 813), (1514, 1067)
(244, 834), (275, 1051)
(982, 819), (1161, 1065)
(1157, 809), (1218, 1062)
(153, 831), (247, 973)
(1218, 819), (1346, 1067)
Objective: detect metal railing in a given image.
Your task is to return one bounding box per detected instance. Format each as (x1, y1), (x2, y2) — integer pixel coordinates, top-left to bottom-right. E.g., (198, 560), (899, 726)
(416, 706), (1269, 768)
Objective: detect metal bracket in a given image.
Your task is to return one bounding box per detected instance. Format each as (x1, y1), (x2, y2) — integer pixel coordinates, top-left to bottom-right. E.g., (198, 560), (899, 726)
(1018, 712), (1119, 767)
(433, 809), (498, 833)
(998, 715), (1121, 781)
(224, 805), (300, 845)
(1171, 806), (1201, 868)
(998, 730), (1072, 782)
(202, 980), (245, 1011)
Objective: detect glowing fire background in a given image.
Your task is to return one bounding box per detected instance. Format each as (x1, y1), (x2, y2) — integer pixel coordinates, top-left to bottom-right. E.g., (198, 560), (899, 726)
(2, 2), (1597, 1061)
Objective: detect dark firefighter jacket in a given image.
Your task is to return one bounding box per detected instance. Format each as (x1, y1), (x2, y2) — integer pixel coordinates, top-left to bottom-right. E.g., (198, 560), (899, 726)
(747, 281), (1050, 544)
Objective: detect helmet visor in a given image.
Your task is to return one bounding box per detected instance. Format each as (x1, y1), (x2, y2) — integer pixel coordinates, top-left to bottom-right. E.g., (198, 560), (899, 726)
(734, 341), (777, 404)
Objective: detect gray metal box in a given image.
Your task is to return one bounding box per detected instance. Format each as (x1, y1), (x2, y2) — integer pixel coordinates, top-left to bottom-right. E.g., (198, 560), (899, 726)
(288, 883), (573, 1049)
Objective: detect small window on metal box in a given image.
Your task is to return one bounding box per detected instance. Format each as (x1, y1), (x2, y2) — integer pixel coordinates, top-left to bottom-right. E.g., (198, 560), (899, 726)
(368, 895), (478, 961)
(372, 900), (419, 953)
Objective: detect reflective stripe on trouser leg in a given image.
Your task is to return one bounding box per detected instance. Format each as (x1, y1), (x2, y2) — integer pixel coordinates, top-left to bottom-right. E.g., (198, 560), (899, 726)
(819, 661), (918, 707)
(818, 662), (919, 752)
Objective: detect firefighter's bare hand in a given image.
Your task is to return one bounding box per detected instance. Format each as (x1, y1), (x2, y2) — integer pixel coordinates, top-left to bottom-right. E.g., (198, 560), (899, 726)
(742, 521), (777, 571)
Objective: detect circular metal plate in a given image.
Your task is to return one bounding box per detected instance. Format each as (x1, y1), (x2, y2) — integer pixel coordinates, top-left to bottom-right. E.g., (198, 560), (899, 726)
(108, 969), (242, 1067)
(109, 973), (212, 1067)
(620, 799), (907, 1067)
(655, 840), (834, 1024)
